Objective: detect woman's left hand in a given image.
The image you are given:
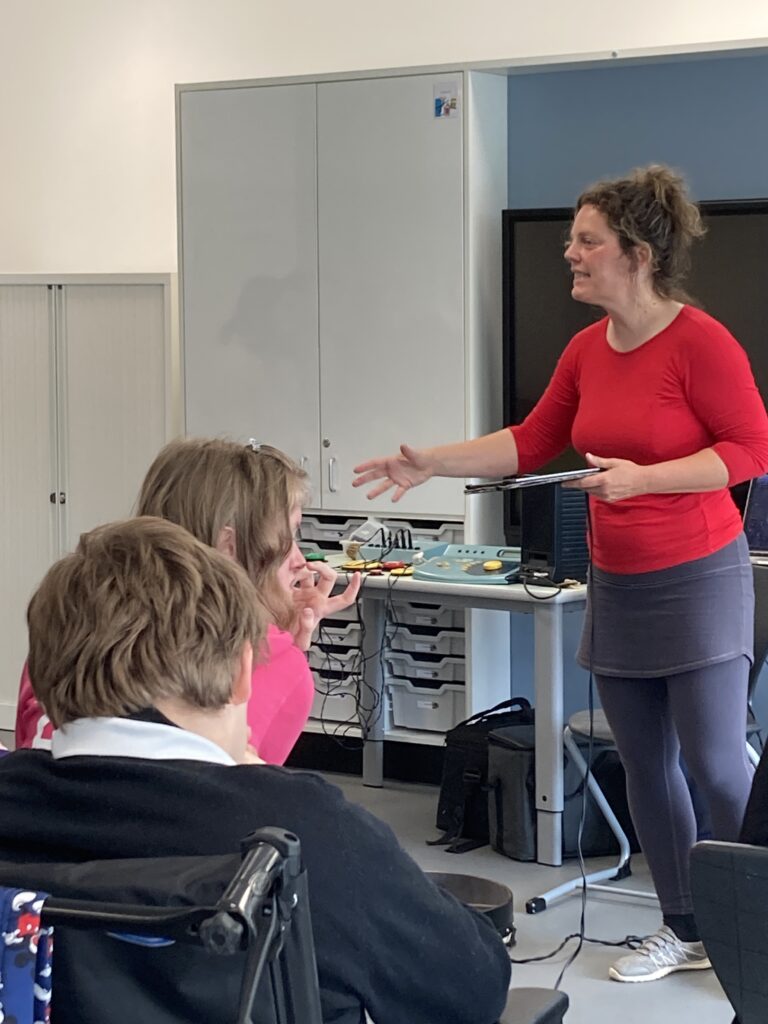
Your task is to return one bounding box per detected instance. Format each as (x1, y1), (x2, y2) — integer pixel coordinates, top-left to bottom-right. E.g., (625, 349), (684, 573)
(290, 561), (362, 650)
(565, 453), (649, 503)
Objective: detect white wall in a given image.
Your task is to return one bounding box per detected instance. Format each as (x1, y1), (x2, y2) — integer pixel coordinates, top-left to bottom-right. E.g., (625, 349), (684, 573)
(2, 0), (767, 274)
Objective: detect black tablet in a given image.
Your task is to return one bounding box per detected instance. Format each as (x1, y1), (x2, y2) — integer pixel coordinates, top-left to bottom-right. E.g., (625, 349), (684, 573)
(464, 467), (603, 494)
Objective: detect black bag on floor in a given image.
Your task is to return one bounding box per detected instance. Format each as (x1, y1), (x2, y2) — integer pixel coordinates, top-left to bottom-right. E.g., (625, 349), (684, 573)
(431, 698), (534, 854)
(486, 724), (639, 861)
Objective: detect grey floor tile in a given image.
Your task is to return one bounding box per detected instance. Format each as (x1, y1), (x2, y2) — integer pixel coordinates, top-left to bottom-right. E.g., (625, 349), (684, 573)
(332, 774), (734, 1024)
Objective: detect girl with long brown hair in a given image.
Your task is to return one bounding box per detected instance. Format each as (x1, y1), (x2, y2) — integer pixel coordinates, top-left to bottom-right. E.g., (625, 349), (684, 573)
(16, 438), (360, 763)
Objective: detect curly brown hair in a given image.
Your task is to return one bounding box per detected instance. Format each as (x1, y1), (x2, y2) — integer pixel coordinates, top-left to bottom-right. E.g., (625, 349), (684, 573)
(576, 164), (706, 301)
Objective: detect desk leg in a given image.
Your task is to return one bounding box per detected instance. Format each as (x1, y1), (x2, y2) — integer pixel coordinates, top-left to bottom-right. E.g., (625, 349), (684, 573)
(534, 603), (564, 866)
(360, 596), (386, 787)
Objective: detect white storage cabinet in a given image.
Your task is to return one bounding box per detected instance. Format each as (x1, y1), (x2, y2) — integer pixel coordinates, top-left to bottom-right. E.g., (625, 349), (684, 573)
(0, 276), (173, 726)
(177, 69), (506, 530)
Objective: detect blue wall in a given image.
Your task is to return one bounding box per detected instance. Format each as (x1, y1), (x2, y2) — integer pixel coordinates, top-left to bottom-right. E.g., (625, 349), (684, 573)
(507, 54), (768, 207)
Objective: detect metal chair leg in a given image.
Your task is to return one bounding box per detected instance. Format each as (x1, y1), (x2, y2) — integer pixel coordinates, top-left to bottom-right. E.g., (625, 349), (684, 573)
(526, 728), (657, 914)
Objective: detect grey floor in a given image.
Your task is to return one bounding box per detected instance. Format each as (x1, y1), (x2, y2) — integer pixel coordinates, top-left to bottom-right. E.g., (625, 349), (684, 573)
(336, 774), (734, 1024)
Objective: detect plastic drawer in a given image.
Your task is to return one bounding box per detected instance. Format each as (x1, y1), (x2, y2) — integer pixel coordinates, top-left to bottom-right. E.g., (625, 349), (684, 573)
(387, 678), (465, 732)
(319, 604), (360, 623)
(387, 625), (465, 657)
(389, 602), (464, 630)
(317, 621), (362, 647)
(309, 645), (361, 673)
(301, 514), (463, 547)
(385, 651), (465, 682)
(300, 516), (368, 546)
(310, 672), (359, 723)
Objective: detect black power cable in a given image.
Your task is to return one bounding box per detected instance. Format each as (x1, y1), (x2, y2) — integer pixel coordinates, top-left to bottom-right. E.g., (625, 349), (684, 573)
(516, 495), (648, 986)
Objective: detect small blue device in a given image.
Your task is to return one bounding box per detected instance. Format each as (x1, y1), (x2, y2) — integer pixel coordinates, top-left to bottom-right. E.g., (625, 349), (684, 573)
(413, 545), (520, 585)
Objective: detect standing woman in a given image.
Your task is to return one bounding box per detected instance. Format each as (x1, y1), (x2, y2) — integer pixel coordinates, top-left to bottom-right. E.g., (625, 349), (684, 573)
(353, 165), (768, 983)
(16, 438), (361, 764)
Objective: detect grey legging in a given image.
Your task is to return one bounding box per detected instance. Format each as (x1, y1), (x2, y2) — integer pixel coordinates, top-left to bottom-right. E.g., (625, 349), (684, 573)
(596, 656), (754, 916)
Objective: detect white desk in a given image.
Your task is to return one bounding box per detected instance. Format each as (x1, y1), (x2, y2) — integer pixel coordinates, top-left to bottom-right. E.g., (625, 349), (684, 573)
(340, 570), (587, 867)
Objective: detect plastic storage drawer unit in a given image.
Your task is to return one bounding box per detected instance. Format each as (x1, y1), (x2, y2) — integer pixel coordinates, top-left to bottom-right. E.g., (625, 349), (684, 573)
(387, 678), (465, 732)
(387, 625), (465, 657)
(310, 672), (359, 723)
(385, 651), (466, 683)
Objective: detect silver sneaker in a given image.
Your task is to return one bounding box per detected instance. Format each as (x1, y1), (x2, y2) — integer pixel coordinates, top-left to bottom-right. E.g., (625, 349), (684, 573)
(609, 925), (711, 983)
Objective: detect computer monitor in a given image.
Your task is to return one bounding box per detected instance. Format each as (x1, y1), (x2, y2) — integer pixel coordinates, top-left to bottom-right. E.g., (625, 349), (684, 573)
(743, 474), (768, 556)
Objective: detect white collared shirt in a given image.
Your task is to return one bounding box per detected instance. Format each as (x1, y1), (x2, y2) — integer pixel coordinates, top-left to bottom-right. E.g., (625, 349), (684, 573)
(51, 717), (238, 767)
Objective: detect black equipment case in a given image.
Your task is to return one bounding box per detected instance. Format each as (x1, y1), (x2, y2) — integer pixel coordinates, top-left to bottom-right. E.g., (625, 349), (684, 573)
(432, 698), (535, 853)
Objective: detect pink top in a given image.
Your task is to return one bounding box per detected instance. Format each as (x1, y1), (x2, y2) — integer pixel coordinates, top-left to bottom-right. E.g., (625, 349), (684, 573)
(247, 624), (315, 765)
(14, 623), (314, 765)
(15, 664), (51, 750)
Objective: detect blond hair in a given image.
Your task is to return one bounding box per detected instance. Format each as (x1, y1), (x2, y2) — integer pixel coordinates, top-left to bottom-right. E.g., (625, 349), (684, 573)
(28, 517), (265, 727)
(577, 164), (706, 302)
(135, 439), (310, 631)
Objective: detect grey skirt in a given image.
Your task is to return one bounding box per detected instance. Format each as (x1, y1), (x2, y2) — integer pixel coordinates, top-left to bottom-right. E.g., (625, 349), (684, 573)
(577, 534), (754, 678)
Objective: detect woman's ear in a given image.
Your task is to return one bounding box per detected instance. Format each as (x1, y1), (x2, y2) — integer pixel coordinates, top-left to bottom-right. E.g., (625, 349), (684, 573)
(634, 241), (654, 272)
(215, 525), (237, 561)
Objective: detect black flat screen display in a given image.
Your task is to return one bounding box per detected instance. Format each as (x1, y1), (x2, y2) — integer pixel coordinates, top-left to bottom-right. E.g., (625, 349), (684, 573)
(744, 474), (768, 554)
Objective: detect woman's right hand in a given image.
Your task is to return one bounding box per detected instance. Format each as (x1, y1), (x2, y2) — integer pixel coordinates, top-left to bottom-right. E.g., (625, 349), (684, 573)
(290, 562), (363, 650)
(352, 444), (435, 502)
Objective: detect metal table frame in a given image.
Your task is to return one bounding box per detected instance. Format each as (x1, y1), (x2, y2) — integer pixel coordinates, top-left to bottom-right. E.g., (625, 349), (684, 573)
(348, 573), (587, 867)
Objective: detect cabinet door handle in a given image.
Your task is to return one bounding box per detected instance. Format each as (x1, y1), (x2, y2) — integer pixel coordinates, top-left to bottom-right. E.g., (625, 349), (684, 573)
(49, 492), (66, 505)
(328, 457), (338, 493)
(299, 456), (308, 471)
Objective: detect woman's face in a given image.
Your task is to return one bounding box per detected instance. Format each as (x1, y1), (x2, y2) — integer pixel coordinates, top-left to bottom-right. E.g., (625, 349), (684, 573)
(564, 204), (636, 310)
(276, 504), (306, 593)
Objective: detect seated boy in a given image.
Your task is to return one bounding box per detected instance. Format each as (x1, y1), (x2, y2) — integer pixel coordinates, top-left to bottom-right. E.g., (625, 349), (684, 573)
(0, 517), (510, 1024)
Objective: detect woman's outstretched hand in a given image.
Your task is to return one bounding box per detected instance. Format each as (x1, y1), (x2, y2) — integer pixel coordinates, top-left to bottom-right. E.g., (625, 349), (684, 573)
(352, 444), (435, 502)
(290, 561), (362, 650)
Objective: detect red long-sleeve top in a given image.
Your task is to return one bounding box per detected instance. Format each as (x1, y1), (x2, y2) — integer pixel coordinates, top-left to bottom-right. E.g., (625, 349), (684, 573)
(510, 306), (768, 573)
